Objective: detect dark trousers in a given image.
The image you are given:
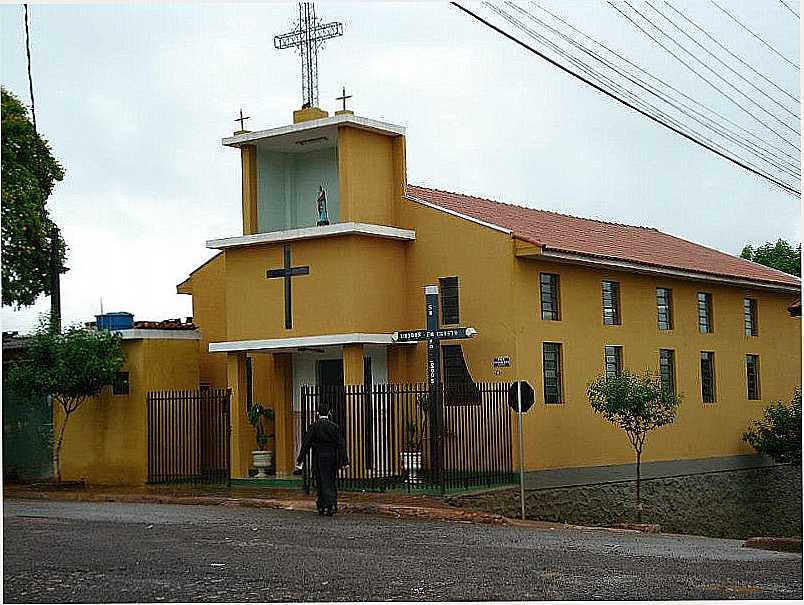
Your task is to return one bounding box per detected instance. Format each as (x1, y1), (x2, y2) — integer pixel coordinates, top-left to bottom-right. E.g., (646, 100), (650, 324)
(313, 449), (339, 510)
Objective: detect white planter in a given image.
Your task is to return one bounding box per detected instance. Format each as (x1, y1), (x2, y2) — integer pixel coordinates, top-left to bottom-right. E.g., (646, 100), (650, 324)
(400, 451), (422, 483)
(252, 450), (273, 479)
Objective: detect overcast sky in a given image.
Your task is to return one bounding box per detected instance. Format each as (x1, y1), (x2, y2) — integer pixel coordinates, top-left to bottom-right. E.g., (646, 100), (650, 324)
(1, 1), (800, 334)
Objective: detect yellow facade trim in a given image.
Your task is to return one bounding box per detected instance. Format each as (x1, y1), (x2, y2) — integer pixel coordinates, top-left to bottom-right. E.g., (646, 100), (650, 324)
(240, 145), (257, 235)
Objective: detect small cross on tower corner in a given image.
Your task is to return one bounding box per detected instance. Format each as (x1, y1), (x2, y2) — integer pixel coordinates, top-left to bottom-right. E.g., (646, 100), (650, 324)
(234, 108), (251, 134)
(335, 86), (353, 116)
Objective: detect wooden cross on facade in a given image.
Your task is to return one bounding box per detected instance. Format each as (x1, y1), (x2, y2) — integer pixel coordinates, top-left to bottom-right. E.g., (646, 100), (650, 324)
(266, 245), (310, 330)
(393, 285), (477, 483)
(234, 108), (250, 131)
(274, 2), (344, 109)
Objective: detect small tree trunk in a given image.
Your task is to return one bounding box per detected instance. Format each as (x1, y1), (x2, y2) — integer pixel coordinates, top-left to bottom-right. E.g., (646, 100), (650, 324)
(53, 408), (69, 483)
(635, 447), (642, 523)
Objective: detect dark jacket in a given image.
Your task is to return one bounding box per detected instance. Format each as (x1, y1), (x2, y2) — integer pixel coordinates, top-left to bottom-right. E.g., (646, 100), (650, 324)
(297, 417), (349, 468)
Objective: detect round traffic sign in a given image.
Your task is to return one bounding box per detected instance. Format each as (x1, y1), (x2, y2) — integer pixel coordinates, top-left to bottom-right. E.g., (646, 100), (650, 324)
(508, 381), (535, 413)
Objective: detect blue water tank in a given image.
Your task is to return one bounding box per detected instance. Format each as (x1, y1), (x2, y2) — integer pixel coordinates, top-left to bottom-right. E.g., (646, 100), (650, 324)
(96, 312), (134, 331)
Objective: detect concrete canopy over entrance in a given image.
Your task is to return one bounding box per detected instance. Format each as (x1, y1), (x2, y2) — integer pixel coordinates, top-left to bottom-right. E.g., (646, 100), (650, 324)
(214, 334), (395, 479)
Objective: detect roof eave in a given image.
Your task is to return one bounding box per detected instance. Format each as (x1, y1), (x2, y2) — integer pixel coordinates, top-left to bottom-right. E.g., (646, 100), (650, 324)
(538, 248), (801, 293)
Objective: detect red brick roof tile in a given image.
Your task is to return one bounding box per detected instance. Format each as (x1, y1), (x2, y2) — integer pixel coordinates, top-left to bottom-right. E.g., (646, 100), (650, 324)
(407, 185), (800, 289)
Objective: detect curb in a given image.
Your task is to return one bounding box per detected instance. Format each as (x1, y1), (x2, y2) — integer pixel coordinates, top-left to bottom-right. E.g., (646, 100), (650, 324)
(4, 490), (510, 525)
(3, 490), (672, 534)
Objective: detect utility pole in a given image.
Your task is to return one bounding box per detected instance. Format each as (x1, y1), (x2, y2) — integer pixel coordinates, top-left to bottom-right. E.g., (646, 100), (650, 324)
(49, 225), (61, 333)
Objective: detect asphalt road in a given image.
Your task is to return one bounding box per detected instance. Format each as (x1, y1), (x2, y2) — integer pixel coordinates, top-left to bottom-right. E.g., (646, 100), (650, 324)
(3, 499), (801, 602)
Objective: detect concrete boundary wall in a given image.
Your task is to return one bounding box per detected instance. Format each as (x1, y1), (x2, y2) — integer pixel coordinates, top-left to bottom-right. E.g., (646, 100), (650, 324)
(522, 454), (779, 490)
(451, 456), (802, 539)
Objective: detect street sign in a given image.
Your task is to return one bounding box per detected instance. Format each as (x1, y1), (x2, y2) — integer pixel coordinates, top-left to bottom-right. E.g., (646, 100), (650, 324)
(391, 286), (478, 490)
(493, 355), (511, 368)
(508, 381), (535, 413)
(392, 327), (477, 343)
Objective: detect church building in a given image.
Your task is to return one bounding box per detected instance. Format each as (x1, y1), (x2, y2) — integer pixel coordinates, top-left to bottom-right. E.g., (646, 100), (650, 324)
(177, 100), (801, 483)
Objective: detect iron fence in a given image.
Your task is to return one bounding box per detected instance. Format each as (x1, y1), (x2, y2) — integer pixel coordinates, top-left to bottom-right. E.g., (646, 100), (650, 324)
(146, 388), (231, 485)
(300, 382), (515, 493)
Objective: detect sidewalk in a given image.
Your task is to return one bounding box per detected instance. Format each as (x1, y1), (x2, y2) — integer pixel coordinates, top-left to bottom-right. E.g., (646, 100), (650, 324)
(3, 483), (556, 528)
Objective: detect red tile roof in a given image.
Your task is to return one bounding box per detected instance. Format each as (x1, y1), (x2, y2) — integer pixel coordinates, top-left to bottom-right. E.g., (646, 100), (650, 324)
(406, 185), (800, 289)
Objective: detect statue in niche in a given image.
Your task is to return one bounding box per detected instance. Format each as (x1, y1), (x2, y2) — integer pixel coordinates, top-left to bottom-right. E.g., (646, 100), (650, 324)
(316, 181), (330, 226)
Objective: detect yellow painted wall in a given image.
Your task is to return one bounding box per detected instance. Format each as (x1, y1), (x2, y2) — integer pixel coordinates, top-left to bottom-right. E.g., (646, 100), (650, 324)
(182, 253), (227, 388)
(397, 198), (801, 471)
(338, 126), (404, 227)
(57, 338), (200, 485)
(223, 235), (408, 341)
(183, 116), (801, 479)
(511, 258), (801, 471)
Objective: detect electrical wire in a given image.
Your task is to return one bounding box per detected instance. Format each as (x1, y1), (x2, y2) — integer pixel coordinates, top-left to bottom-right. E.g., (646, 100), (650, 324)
(662, 1), (799, 105)
(530, 1), (800, 169)
(512, 2), (800, 178)
(778, 0), (800, 19)
(498, 2), (798, 186)
(23, 4), (36, 134)
(712, 1), (799, 70)
(451, 2), (799, 196)
(611, 1), (800, 148)
(646, 1), (798, 120)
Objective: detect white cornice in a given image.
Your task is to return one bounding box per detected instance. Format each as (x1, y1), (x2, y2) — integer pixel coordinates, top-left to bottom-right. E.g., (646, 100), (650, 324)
(222, 114), (405, 147)
(209, 333), (396, 353)
(120, 329), (201, 341)
(207, 223), (416, 250)
(539, 249), (801, 293)
(403, 194), (513, 236)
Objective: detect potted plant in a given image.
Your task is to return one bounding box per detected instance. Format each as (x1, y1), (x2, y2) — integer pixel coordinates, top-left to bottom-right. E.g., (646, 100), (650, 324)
(247, 403), (275, 479)
(400, 393), (429, 483)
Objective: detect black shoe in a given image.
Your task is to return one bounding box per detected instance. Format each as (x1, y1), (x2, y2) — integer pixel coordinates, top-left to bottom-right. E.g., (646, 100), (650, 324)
(318, 508), (324, 516)
(325, 508), (335, 517)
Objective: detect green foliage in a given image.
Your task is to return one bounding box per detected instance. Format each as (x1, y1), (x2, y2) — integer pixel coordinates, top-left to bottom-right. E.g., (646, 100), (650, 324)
(587, 370), (681, 520)
(247, 403), (275, 450)
(7, 320), (124, 481)
(587, 370), (680, 449)
(743, 389), (801, 465)
(740, 239), (801, 277)
(8, 321), (124, 407)
(1, 88), (67, 308)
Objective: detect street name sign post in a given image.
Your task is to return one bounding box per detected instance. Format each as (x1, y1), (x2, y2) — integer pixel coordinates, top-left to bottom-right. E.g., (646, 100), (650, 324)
(508, 380), (535, 520)
(392, 285), (477, 488)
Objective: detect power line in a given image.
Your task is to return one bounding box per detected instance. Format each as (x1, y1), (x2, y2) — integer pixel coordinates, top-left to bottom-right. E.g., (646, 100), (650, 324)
(449, 2), (799, 196)
(515, 2), (800, 178)
(712, 1), (799, 70)
(530, 1), (800, 169)
(530, 1), (800, 170)
(611, 1), (800, 149)
(662, 1), (799, 105)
(621, 0), (800, 139)
(499, 2), (799, 186)
(778, 0), (800, 19)
(23, 4), (36, 133)
(646, 1), (798, 120)
(22, 3), (62, 331)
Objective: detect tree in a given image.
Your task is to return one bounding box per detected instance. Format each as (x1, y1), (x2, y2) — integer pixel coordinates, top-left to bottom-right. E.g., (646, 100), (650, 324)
(740, 239), (801, 277)
(1, 87), (67, 308)
(743, 389), (801, 465)
(7, 321), (124, 482)
(587, 370), (681, 521)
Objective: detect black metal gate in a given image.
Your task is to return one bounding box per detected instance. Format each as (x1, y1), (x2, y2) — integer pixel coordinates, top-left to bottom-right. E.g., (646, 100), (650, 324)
(300, 382), (515, 493)
(147, 388), (231, 485)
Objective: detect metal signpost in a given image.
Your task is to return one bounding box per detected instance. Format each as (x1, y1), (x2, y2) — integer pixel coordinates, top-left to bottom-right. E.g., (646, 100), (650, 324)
(508, 380), (534, 520)
(393, 285), (477, 487)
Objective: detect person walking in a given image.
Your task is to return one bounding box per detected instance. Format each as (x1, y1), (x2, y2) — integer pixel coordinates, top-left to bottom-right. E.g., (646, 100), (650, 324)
(296, 403), (349, 516)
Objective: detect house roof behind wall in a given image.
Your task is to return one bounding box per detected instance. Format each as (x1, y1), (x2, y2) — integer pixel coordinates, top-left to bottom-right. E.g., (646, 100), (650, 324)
(406, 185), (800, 289)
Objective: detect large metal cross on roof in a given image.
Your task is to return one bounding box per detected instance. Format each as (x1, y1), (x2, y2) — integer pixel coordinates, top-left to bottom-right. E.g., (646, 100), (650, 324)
(274, 2), (344, 109)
